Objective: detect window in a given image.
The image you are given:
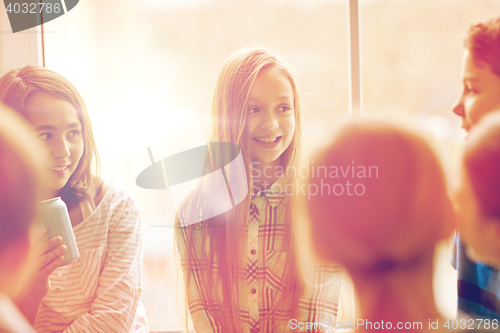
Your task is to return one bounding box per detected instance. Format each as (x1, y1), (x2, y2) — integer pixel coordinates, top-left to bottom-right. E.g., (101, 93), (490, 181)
(4, 0), (500, 330)
(42, 0), (347, 330)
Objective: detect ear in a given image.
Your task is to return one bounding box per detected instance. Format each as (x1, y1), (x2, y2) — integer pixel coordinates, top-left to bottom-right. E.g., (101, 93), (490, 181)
(0, 235), (31, 293)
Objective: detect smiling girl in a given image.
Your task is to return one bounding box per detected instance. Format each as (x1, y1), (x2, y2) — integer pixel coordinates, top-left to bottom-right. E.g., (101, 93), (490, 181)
(0, 65), (148, 332)
(176, 48), (342, 333)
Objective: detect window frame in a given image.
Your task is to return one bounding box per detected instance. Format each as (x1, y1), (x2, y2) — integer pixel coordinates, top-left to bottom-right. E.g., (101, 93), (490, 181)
(30, 1), (361, 332)
(0, 1), (43, 71)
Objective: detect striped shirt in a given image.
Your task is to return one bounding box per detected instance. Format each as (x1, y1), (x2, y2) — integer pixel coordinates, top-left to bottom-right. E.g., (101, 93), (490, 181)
(34, 184), (146, 333)
(452, 234), (500, 319)
(178, 178), (343, 333)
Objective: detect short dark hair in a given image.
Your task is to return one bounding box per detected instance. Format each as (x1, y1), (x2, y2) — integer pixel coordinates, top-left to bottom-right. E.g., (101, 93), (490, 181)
(465, 16), (500, 77)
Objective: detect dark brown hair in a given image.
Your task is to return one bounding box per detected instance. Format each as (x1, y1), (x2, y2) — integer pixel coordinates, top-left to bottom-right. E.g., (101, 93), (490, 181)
(465, 16), (500, 77)
(0, 65), (101, 208)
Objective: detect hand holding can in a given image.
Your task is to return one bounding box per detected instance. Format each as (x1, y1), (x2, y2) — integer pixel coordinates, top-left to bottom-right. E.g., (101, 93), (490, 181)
(19, 228), (67, 298)
(14, 228), (68, 319)
(38, 197), (80, 266)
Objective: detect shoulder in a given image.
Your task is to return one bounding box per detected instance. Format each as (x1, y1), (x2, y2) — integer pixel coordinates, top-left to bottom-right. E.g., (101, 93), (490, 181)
(100, 185), (142, 238)
(177, 187), (223, 228)
(93, 182), (111, 207)
(96, 183), (142, 216)
(177, 191), (200, 226)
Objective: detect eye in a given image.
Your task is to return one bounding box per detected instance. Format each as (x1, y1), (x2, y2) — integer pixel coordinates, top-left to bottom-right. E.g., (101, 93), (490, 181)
(248, 107), (259, 114)
(39, 133), (52, 140)
(277, 105), (291, 112)
(68, 129), (81, 137)
(465, 82), (477, 94)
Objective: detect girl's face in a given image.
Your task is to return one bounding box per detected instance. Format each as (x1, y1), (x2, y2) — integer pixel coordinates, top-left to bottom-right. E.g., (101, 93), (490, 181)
(25, 92), (84, 197)
(246, 67), (295, 168)
(453, 50), (500, 132)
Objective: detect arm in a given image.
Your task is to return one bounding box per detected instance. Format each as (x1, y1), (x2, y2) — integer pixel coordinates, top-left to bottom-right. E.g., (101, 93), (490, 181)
(63, 194), (143, 333)
(176, 213), (219, 333)
(299, 262), (343, 333)
(15, 229), (66, 325)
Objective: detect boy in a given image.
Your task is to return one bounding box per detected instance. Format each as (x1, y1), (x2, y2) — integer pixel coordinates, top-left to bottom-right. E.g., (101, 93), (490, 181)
(452, 16), (500, 319)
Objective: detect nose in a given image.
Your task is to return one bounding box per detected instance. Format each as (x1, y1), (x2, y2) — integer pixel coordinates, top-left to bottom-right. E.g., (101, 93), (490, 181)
(452, 97), (465, 118)
(259, 110), (278, 130)
(51, 137), (71, 159)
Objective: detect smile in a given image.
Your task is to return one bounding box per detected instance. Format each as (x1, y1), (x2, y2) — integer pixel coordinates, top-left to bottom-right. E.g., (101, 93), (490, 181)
(50, 165), (70, 172)
(253, 136), (282, 143)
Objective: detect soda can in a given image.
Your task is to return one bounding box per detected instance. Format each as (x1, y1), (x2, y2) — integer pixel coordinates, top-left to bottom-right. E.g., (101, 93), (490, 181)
(38, 197), (80, 266)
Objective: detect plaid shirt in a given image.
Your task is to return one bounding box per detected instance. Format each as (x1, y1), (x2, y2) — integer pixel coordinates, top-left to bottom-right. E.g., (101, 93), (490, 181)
(178, 178), (343, 333)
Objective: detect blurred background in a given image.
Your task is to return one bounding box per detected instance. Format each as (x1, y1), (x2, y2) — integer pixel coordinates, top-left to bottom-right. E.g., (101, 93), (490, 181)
(2, 0), (500, 331)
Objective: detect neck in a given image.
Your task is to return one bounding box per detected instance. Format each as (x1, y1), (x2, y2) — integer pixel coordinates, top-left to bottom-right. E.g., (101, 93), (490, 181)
(350, 258), (442, 332)
(251, 158), (282, 193)
(39, 190), (59, 201)
(49, 189), (61, 200)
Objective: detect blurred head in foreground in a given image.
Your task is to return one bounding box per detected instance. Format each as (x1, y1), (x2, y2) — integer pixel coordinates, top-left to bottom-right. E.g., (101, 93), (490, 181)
(455, 112), (500, 268)
(303, 118), (454, 326)
(0, 103), (45, 297)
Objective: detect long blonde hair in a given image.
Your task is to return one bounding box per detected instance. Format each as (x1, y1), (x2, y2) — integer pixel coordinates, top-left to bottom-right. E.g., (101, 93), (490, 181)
(176, 47), (302, 332)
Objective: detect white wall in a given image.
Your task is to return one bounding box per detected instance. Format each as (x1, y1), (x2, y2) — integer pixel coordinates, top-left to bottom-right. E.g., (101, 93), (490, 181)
(0, 1), (42, 72)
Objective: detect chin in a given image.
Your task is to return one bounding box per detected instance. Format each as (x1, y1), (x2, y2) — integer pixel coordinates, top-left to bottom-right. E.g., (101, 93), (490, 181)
(259, 156), (282, 165)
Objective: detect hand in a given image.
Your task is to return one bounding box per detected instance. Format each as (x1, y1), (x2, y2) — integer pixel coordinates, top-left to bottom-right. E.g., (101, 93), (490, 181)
(14, 228), (66, 324)
(20, 228), (67, 298)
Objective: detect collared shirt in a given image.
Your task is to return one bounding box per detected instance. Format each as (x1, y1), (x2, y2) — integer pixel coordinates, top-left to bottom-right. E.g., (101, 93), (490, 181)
(178, 177), (343, 333)
(452, 234), (500, 319)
